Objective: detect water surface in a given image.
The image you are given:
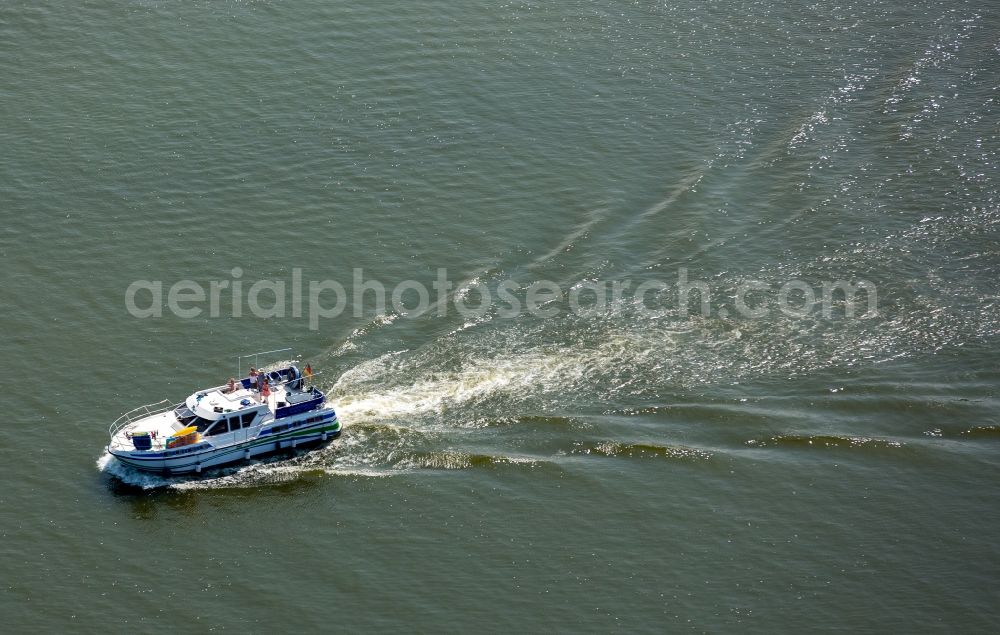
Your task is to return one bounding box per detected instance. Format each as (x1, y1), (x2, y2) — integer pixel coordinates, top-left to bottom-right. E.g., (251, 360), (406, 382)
(1, 1), (999, 631)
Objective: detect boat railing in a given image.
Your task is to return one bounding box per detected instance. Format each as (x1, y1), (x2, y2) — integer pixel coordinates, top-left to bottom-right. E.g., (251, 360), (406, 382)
(108, 399), (175, 440)
(237, 347), (293, 376)
(255, 370), (324, 391)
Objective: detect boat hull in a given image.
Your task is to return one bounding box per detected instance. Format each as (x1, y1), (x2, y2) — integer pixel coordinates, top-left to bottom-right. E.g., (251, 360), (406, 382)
(108, 420), (341, 475)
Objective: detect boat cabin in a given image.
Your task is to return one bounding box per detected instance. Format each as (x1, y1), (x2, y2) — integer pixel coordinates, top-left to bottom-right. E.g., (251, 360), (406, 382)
(109, 364), (324, 453)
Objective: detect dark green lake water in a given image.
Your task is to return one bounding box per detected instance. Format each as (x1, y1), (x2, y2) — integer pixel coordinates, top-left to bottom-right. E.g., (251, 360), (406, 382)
(2, 1), (999, 631)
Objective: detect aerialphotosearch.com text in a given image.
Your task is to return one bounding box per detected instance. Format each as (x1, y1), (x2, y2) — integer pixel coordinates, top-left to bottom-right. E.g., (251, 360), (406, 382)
(125, 267), (878, 330)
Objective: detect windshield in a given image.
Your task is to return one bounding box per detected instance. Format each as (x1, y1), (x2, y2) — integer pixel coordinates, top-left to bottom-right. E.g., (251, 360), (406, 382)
(192, 416), (216, 432)
(173, 405), (196, 425)
(174, 405), (218, 432)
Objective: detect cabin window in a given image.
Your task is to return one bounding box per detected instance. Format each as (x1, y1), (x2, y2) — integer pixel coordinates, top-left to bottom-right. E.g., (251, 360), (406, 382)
(206, 419), (230, 436)
(240, 412), (256, 428)
(192, 416), (216, 432)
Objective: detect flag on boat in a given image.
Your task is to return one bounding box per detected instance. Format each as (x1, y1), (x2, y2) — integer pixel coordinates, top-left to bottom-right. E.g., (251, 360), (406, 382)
(304, 364), (313, 378)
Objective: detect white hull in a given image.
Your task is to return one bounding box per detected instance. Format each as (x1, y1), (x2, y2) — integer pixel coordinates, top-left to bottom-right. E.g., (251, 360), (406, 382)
(109, 414), (340, 475)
